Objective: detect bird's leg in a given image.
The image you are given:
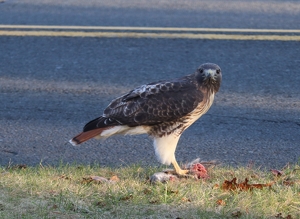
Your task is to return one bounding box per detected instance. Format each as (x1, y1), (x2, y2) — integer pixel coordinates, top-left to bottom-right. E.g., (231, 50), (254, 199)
(171, 158), (189, 176)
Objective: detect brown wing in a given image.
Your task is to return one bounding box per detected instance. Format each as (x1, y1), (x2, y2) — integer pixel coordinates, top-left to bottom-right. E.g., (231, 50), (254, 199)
(83, 75), (203, 132)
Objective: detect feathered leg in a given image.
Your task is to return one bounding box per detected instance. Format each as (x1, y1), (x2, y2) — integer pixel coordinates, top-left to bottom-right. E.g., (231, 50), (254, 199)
(153, 134), (189, 176)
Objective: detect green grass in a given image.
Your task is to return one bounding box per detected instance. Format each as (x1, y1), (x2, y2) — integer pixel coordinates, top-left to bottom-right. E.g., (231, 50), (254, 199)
(0, 162), (299, 219)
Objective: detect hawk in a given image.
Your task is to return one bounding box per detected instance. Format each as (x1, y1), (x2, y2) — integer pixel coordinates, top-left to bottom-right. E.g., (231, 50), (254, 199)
(70, 63), (222, 176)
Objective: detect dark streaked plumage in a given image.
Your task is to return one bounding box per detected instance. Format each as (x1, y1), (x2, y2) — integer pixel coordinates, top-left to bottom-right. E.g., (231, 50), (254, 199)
(70, 63), (222, 175)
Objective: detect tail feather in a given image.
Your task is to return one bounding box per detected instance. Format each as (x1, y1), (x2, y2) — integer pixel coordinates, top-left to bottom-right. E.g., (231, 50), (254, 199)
(70, 116), (120, 146)
(69, 128), (109, 146)
(83, 116), (120, 132)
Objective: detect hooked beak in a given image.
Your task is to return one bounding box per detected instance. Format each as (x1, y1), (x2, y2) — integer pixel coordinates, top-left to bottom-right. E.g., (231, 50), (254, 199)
(204, 69), (216, 79)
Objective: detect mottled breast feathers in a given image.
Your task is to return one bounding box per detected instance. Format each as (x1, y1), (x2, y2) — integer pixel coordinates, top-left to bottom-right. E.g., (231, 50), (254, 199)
(102, 75), (203, 127)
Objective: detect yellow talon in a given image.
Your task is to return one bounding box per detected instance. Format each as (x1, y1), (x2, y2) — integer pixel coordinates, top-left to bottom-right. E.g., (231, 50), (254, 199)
(171, 159), (189, 176)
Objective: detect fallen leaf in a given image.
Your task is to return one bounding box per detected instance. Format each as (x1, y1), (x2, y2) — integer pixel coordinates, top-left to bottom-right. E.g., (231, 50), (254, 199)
(275, 213), (293, 219)
(120, 194), (133, 201)
(168, 189), (179, 195)
(250, 174), (259, 179)
(213, 184), (219, 189)
(181, 197), (191, 202)
(222, 177), (238, 191)
(110, 175), (120, 182)
(143, 188), (152, 195)
(58, 175), (71, 180)
(149, 199), (159, 204)
(216, 199), (226, 206)
(283, 180), (295, 186)
(222, 178), (273, 191)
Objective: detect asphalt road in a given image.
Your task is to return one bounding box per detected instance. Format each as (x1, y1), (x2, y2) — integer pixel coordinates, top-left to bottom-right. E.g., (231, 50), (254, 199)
(0, 0), (299, 168)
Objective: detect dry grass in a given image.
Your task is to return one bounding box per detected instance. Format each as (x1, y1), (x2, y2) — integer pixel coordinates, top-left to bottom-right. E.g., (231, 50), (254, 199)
(0, 162), (299, 219)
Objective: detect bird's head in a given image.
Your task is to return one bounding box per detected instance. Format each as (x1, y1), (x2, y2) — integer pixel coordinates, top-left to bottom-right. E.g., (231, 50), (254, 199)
(195, 63), (222, 92)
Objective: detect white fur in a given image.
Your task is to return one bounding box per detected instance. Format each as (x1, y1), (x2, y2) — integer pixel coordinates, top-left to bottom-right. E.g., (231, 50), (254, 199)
(153, 134), (180, 165)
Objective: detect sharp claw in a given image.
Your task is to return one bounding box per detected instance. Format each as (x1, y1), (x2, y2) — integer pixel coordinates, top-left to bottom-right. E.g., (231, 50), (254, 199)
(177, 169), (190, 176)
(165, 169), (191, 177)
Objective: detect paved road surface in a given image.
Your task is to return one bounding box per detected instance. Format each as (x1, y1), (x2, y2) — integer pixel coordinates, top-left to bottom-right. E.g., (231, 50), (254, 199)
(0, 0), (299, 168)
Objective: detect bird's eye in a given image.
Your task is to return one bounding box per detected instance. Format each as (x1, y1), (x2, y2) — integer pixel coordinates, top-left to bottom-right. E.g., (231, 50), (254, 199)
(199, 69), (204, 73)
(216, 69), (221, 74)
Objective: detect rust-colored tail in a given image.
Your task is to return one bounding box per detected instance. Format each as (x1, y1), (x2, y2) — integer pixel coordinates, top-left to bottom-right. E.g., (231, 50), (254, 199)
(69, 116), (118, 146)
(69, 128), (108, 146)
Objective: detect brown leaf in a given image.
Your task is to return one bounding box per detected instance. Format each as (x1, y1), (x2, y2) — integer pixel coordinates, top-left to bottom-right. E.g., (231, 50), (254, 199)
(222, 177), (238, 191)
(149, 199), (159, 204)
(58, 175), (71, 180)
(181, 197), (191, 202)
(169, 189), (179, 195)
(213, 184), (219, 189)
(143, 188), (152, 195)
(120, 194), (133, 201)
(283, 180), (295, 186)
(275, 213), (293, 219)
(216, 199), (226, 206)
(222, 178), (273, 191)
(95, 201), (106, 207)
(110, 175), (120, 182)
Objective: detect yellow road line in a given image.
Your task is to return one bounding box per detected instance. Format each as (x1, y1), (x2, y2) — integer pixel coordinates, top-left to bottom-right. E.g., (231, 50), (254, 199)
(0, 25), (300, 33)
(0, 30), (300, 41)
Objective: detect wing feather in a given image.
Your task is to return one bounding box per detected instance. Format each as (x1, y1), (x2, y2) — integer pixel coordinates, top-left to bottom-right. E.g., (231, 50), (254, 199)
(102, 75), (203, 127)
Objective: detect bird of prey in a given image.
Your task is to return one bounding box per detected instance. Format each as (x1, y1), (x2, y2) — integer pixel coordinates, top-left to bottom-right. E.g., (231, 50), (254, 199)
(70, 63), (222, 176)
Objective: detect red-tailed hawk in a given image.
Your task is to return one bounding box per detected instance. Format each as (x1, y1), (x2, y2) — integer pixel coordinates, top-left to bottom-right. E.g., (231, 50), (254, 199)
(70, 63), (222, 176)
